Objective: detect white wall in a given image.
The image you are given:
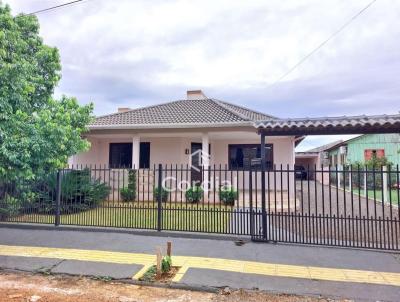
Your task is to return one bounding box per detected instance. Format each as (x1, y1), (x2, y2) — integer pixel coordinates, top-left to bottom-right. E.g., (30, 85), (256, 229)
(70, 135), (295, 168)
(70, 133), (295, 192)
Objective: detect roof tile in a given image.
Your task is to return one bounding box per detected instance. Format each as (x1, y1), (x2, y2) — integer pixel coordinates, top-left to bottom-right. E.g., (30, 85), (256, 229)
(91, 98), (276, 128)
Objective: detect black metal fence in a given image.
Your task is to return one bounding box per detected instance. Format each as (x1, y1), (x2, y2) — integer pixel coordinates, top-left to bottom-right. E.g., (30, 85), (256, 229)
(1, 164), (399, 250)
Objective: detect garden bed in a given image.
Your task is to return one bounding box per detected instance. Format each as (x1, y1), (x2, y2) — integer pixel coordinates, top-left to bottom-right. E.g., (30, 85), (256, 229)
(139, 265), (180, 283)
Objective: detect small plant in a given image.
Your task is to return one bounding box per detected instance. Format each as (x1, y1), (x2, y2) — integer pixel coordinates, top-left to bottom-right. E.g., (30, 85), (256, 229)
(120, 187), (135, 201)
(161, 255), (172, 273)
(154, 187), (168, 202)
(139, 265), (157, 282)
(120, 170), (136, 202)
(219, 186), (237, 205)
(92, 275), (113, 282)
(185, 186), (203, 203)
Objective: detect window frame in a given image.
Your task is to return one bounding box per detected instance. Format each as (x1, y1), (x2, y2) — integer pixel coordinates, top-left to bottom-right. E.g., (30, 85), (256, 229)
(109, 143), (133, 169)
(228, 143), (273, 170)
(109, 142), (151, 169)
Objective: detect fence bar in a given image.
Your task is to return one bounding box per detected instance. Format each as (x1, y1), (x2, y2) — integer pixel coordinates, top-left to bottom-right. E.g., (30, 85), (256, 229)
(157, 164), (163, 231)
(55, 169), (62, 226)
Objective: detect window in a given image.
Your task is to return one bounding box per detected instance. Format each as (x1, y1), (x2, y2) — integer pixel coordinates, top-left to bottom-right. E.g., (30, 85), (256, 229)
(228, 144), (273, 170)
(109, 142), (151, 168)
(109, 143), (132, 168)
(364, 149), (385, 161)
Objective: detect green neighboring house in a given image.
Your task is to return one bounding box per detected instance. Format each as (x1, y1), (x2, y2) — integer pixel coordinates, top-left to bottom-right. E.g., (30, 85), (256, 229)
(327, 134), (400, 167)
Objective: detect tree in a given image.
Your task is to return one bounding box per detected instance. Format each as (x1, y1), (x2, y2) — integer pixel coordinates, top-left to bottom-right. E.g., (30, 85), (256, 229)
(0, 4), (93, 180)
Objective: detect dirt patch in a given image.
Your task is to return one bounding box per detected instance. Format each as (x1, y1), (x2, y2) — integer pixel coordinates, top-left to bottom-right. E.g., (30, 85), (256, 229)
(0, 271), (349, 302)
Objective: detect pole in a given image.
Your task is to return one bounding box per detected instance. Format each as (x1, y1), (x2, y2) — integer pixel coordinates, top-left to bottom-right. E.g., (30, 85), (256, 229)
(249, 165), (254, 238)
(260, 132), (268, 241)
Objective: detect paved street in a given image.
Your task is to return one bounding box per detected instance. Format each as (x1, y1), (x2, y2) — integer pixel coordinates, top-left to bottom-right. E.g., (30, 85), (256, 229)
(0, 226), (400, 301)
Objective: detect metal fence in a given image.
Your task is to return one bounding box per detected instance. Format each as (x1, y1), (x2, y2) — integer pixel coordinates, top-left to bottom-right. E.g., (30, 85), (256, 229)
(0, 164), (399, 250)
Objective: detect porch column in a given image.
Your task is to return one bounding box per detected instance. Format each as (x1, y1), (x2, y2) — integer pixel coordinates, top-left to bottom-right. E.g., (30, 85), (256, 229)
(202, 132), (210, 202)
(132, 135), (140, 169)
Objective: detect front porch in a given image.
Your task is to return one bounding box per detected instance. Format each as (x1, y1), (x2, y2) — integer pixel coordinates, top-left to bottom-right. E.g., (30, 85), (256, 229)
(69, 129), (296, 206)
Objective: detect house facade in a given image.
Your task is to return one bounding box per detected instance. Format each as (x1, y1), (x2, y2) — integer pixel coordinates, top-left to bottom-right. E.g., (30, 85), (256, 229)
(70, 90), (297, 171)
(327, 134), (400, 166)
(69, 90), (298, 200)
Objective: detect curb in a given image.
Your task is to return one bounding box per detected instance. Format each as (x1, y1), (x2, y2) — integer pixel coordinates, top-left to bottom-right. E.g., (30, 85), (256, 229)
(0, 222), (250, 242)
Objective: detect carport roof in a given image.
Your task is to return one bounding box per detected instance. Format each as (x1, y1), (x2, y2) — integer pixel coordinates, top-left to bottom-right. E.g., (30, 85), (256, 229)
(255, 114), (400, 136)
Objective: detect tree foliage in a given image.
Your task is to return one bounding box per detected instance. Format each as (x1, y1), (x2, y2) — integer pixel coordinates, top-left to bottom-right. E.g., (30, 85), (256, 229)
(0, 4), (93, 180)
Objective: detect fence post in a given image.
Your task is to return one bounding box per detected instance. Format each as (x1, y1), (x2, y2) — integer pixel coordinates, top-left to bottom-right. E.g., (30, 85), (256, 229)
(157, 164), (163, 232)
(260, 133), (268, 241)
(249, 166), (254, 237)
(383, 166), (388, 203)
(364, 168), (367, 197)
(55, 169), (61, 226)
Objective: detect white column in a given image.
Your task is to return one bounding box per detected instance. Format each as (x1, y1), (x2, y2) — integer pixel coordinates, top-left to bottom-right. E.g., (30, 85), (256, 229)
(383, 166), (388, 203)
(364, 168), (367, 197)
(132, 135), (140, 169)
(202, 133), (210, 201)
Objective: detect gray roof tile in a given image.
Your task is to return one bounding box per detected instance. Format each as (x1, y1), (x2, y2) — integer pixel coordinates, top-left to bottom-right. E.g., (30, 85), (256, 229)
(91, 98), (277, 129)
(255, 114), (400, 129)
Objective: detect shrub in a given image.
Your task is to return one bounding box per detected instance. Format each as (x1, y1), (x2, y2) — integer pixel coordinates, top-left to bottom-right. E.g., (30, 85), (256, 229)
(120, 170), (136, 202)
(154, 187), (168, 202)
(120, 187), (135, 202)
(36, 169), (110, 214)
(219, 186), (237, 205)
(185, 186), (203, 203)
(161, 255), (172, 273)
(0, 194), (23, 220)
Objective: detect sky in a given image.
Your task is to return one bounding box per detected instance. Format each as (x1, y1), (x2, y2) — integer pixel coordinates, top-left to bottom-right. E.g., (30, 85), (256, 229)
(3, 0), (400, 151)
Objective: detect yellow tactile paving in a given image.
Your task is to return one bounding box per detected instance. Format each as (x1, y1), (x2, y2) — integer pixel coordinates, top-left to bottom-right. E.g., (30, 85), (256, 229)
(132, 264), (153, 280)
(0, 244), (399, 287)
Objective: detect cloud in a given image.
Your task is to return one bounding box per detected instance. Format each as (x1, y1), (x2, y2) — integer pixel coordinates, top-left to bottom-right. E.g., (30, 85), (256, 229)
(4, 0), (400, 148)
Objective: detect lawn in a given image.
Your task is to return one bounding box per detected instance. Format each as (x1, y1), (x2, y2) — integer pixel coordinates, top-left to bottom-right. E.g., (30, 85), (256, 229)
(11, 202), (233, 233)
(352, 188), (400, 204)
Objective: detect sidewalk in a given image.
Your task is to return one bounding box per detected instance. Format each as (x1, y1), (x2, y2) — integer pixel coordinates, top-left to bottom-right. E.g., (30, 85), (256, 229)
(0, 226), (399, 301)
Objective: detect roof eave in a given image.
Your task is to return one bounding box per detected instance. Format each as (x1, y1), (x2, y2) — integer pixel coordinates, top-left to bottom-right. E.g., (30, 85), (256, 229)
(88, 121), (254, 130)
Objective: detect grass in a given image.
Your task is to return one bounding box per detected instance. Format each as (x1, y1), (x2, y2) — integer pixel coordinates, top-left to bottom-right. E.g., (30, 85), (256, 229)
(352, 188), (400, 204)
(12, 202), (232, 233)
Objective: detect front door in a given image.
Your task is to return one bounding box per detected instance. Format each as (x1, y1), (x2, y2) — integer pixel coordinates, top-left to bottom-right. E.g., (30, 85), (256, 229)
(190, 143), (202, 184)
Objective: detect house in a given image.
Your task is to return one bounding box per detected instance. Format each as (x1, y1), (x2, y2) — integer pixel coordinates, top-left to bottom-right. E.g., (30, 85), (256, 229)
(295, 140), (343, 180)
(326, 134), (400, 166)
(69, 90), (300, 202)
(70, 90), (299, 171)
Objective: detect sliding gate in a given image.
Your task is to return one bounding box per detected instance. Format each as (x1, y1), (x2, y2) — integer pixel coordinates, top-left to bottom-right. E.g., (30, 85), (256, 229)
(1, 164), (399, 250)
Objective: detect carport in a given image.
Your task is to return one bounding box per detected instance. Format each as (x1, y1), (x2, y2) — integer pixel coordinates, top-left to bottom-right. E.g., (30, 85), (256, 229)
(252, 113), (400, 248)
(295, 151), (319, 180)
(256, 113), (400, 166)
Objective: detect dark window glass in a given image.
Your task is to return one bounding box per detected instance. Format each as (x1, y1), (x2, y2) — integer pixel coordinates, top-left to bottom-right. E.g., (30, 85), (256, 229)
(109, 143), (132, 168)
(139, 142), (150, 169)
(109, 142), (151, 168)
(228, 144), (273, 170)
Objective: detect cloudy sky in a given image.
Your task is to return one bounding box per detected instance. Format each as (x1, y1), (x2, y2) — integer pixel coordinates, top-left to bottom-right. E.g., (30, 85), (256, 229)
(4, 0), (400, 150)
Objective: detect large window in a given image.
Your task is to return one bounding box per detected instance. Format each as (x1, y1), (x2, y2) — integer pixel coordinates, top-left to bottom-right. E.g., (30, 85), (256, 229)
(228, 144), (273, 170)
(109, 143), (132, 168)
(109, 142), (151, 168)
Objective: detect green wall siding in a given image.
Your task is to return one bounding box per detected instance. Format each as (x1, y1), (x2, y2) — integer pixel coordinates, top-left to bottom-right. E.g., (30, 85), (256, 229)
(340, 134), (400, 165)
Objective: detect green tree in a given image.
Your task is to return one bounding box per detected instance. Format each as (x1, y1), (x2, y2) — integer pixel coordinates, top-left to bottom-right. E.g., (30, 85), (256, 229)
(0, 4), (93, 180)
